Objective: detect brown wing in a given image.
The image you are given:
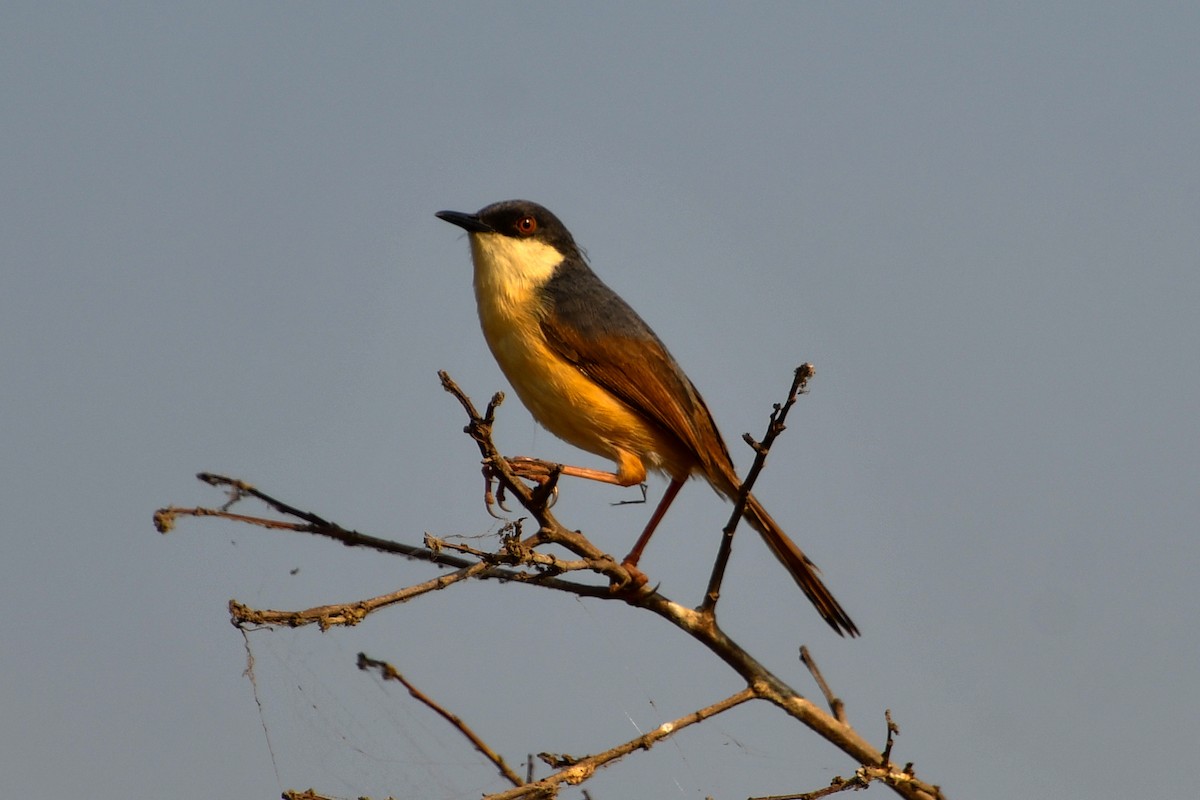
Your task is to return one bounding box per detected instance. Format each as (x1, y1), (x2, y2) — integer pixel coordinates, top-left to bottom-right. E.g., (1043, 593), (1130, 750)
(539, 311), (737, 490)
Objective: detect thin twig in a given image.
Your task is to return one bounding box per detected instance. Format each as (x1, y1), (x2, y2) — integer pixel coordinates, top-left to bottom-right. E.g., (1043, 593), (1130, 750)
(751, 772), (870, 800)
(424, 533), (594, 574)
(800, 645), (846, 723)
(228, 558), (495, 629)
(161, 469), (626, 627)
(881, 709), (900, 765)
(226, 527), (631, 630)
(357, 653), (525, 788)
(485, 688), (757, 800)
(157, 474), (443, 561)
(701, 364), (815, 613)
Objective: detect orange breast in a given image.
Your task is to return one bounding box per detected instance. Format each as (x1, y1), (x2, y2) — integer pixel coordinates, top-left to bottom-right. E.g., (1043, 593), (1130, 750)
(475, 281), (681, 481)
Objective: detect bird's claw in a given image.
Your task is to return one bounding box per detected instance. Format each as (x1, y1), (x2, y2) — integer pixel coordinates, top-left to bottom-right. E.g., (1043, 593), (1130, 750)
(482, 457), (561, 517)
(609, 561), (652, 597)
(482, 467), (506, 519)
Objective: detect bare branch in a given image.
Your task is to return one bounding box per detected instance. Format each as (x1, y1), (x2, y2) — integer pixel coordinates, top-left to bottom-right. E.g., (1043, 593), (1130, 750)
(157, 474), (447, 562)
(431, 373), (942, 799)
(357, 652), (524, 788)
(484, 688), (757, 800)
(223, 528), (629, 630)
(701, 364), (815, 613)
(228, 557), (495, 629)
(882, 708), (901, 765)
(800, 645), (846, 723)
(751, 772), (870, 800)
(162, 368), (945, 800)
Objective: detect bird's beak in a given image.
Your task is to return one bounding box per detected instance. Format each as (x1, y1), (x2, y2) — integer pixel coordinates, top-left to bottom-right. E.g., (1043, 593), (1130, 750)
(435, 210), (493, 233)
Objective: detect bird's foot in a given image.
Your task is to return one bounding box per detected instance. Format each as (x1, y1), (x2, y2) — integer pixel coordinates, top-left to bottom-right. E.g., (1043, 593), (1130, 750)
(505, 456), (563, 483)
(608, 560), (652, 598)
(482, 457), (560, 517)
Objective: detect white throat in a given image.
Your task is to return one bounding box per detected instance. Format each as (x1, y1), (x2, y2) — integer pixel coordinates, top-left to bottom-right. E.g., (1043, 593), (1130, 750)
(470, 232), (564, 302)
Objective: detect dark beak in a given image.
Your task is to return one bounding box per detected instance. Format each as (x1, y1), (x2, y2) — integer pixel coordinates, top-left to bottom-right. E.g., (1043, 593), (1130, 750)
(435, 209), (493, 233)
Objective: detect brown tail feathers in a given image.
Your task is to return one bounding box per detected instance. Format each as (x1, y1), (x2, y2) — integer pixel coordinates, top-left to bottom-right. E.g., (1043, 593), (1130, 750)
(744, 494), (859, 637)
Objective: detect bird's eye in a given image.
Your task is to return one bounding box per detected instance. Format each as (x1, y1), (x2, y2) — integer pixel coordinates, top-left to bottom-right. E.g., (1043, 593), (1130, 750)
(515, 216), (538, 236)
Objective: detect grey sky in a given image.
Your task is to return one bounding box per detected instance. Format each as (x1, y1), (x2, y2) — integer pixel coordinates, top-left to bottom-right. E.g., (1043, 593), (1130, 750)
(3, 4), (1197, 799)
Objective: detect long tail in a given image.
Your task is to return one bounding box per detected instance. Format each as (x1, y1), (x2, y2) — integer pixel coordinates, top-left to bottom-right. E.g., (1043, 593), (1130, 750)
(744, 494), (859, 637)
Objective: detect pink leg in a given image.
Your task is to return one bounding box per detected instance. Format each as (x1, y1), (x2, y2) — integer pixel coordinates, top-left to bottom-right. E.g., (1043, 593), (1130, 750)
(621, 476), (686, 568)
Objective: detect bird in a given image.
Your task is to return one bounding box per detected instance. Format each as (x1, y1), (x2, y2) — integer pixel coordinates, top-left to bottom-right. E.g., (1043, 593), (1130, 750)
(436, 200), (858, 636)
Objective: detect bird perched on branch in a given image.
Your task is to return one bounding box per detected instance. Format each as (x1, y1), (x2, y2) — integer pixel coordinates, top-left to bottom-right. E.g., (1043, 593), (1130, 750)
(437, 200), (858, 636)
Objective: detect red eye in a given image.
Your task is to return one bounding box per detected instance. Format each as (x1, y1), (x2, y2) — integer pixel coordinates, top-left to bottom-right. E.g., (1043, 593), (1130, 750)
(515, 215), (537, 236)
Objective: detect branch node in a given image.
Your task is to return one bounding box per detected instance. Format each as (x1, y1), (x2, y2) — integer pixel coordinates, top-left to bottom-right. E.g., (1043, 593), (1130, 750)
(742, 432), (768, 455)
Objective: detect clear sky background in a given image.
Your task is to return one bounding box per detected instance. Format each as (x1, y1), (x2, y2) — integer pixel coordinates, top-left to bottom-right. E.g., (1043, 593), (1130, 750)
(3, 4), (1197, 799)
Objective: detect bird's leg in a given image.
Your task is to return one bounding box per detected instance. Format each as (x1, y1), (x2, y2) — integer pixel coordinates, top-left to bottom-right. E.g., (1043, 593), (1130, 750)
(612, 483), (649, 507)
(484, 457), (615, 513)
(485, 455), (636, 514)
(607, 477), (685, 593)
(503, 455), (657, 519)
(621, 476), (685, 571)
(505, 457), (635, 486)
